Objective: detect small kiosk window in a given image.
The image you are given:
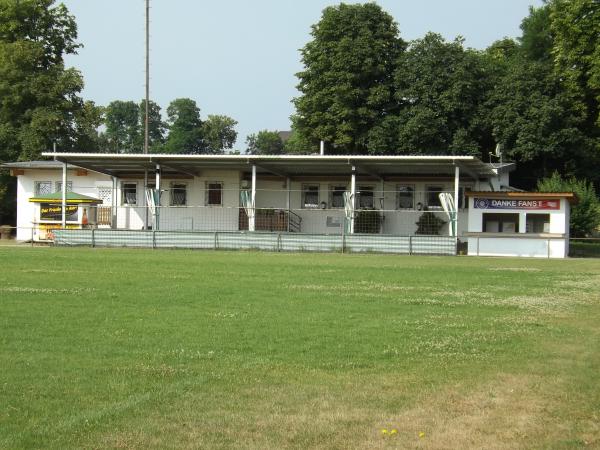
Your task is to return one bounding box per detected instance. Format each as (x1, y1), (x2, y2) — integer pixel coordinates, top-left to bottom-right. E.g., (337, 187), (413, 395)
(55, 181), (73, 193)
(526, 214), (550, 233)
(483, 213), (519, 233)
(35, 181), (53, 196)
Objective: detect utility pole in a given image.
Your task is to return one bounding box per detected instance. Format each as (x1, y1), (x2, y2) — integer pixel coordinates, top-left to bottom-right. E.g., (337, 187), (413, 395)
(144, 0), (150, 154)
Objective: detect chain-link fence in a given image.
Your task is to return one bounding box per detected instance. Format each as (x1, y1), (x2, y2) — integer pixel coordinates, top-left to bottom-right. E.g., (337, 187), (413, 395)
(569, 238), (600, 258)
(11, 184), (474, 254)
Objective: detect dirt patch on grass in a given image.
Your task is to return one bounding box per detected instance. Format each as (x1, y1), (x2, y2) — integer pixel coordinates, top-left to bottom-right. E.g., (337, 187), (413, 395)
(363, 372), (597, 449)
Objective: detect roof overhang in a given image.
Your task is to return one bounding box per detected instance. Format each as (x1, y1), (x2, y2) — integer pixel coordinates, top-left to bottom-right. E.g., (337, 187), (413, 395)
(39, 153), (499, 179)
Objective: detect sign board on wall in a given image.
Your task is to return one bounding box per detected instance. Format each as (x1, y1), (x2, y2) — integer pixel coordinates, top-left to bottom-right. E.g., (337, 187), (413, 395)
(40, 203), (78, 221)
(473, 198), (560, 210)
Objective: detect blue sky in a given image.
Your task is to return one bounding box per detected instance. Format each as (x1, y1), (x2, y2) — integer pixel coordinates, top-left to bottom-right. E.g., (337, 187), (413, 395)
(62, 0), (543, 151)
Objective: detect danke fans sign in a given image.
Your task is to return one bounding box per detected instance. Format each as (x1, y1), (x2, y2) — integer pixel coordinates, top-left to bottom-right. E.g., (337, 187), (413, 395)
(473, 198), (560, 210)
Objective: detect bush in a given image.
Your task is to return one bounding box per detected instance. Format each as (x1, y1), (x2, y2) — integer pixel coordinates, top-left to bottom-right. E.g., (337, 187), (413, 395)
(415, 212), (446, 235)
(354, 209), (383, 233)
(537, 172), (600, 237)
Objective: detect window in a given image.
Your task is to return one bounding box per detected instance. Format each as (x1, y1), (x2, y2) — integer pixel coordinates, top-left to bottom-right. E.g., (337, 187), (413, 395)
(357, 186), (374, 209)
(170, 183), (187, 206)
(302, 184), (319, 208)
(97, 187), (112, 205)
(206, 181), (223, 206)
(483, 213), (519, 233)
(328, 185), (346, 208)
(121, 182), (137, 205)
(55, 181), (73, 193)
(426, 186), (443, 209)
(35, 181), (53, 196)
(526, 214), (550, 233)
(397, 185), (414, 209)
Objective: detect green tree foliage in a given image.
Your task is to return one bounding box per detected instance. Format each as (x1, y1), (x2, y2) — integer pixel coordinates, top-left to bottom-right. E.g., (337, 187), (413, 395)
(519, 4), (553, 62)
(202, 115), (238, 154)
(72, 101), (104, 152)
(537, 172), (600, 236)
(293, 3), (404, 153)
(282, 128), (319, 154)
(136, 99), (167, 152)
(551, 0), (600, 127)
(163, 98), (204, 154)
(415, 212), (446, 235)
(245, 130), (284, 155)
(484, 53), (589, 181)
(381, 33), (487, 155)
(104, 100), (139, 152)
(103, 99), (165, 153)
(0, 0), (88, 222)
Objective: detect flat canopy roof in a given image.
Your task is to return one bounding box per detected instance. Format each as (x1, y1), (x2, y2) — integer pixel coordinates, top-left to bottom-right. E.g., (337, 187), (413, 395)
(39, 153), (508, 179)
(28, 191), (103, 204)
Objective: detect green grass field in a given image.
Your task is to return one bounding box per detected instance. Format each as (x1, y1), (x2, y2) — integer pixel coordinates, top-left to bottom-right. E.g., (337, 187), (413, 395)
(1, 248), (599, 449)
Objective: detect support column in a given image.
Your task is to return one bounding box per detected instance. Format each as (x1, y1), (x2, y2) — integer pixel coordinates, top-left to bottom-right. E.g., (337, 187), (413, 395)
(286, 177), (291, 232)
(61, 162), (67, 228)
(155, 163), (161, 231)
(143, 169), (148, 230)
(350, 167), (356, 234)
(454, 165), (460, 239)
(111, 176), (118, 229)
(249, 165), (256, 232)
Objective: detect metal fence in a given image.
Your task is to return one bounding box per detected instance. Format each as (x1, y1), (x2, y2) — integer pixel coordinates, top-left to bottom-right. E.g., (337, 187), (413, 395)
(569, 238), (600, 258)
(49, 228), (456, 255)
(0, 225), (458, 255)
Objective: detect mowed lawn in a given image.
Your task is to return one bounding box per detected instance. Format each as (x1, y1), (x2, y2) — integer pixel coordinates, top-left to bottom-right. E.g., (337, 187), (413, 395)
(0, 248), (599, 449)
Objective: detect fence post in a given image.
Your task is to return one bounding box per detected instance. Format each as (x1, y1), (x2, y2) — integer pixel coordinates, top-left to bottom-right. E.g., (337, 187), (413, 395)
(277, 233), (282, 252)
(547, 238), (551, 259)
(152, 229), (156, 249)
(408, 235), (412, 255)
(31, 226), (34, 247)
(214, 231), (218, 250)
(91, 227), (95, 248)
(341, 222), (345, 253)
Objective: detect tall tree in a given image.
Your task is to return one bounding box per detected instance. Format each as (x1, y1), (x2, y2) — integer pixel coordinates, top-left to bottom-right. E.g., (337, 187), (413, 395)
(135, 99), (166, 153)
(163, 98), (204, 154)
(104, 100), (139, 152)
(202, 115), (238, 154)
(293, 3), (404, 153)
(550, 0), (600, 127)
(0, 0), (85, 222)
(246, 130), (283, 155)
(537, 172), (600, 236)
(72, 100), (104, 152)
(379, 33), (487, 155)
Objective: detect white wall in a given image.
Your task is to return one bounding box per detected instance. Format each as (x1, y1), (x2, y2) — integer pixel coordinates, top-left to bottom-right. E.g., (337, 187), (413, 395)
(15, 167), (494, 238)
(15, 169), (110, 240)
(466, 196), (570, 258)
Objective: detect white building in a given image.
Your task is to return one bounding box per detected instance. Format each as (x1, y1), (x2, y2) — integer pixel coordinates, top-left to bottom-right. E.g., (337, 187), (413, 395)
(2, 153), (573, 257)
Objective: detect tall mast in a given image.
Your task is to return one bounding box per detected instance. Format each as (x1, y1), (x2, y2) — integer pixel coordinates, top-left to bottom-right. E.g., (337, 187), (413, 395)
(144, 0), (150, 154)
